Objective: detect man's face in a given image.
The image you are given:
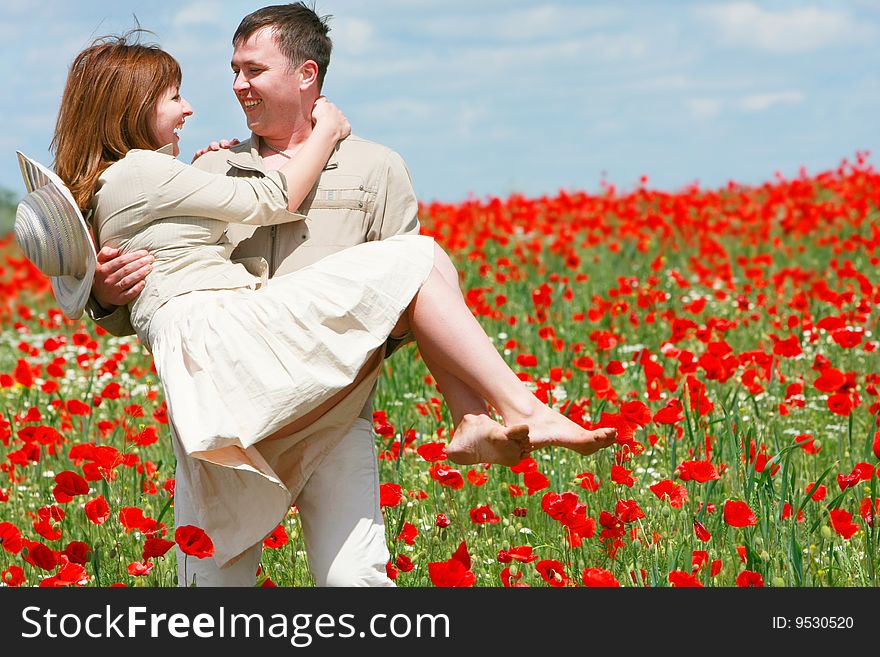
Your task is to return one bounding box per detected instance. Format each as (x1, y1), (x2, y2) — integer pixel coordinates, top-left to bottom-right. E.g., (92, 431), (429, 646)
(231, 27), (303, 139)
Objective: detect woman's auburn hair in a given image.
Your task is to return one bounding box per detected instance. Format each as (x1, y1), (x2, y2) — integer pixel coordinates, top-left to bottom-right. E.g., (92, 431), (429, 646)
(52, 32), (182, 211)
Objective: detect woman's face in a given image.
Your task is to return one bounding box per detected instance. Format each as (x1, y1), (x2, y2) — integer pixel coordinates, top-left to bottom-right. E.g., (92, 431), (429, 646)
(152, 85), (193, 156)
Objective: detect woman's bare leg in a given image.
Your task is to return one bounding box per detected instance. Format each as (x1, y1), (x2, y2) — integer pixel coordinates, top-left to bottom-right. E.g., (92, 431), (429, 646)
(402, 244), (617, 462)
(403, 250), (530, 465)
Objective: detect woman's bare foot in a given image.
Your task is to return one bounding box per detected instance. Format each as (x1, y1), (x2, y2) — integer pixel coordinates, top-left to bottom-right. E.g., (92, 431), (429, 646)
(507, 402), (617, 456)
(447, 414), (530, 466)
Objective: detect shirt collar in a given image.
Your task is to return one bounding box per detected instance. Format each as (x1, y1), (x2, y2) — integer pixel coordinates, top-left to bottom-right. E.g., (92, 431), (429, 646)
(233, 134), (339, 172)
(157, 144), (176, 156)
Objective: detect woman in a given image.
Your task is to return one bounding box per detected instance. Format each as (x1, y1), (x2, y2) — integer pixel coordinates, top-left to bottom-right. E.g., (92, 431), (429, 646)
(51, 34), (616, 563)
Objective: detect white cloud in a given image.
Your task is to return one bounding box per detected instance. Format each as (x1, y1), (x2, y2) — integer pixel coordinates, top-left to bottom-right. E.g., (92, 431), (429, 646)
(698, 2), (865, 53)
(740, 90), (804, 111)
(686, 97), (723, 119)
(173, 1), (225, 29)
(332, 17), (376, 56)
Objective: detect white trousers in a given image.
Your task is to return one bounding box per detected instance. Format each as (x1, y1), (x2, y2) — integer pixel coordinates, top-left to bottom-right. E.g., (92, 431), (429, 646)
(172, 417), (394, 587)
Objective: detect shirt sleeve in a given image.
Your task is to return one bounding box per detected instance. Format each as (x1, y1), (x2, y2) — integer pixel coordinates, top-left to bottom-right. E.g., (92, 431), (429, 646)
(145, 154), (308, 227)
(84, 295), (136, 337)
(368, 150), (421, 241)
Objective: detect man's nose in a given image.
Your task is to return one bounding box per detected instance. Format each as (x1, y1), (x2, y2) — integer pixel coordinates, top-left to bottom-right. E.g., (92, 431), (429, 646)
(232, 71), (248, 93)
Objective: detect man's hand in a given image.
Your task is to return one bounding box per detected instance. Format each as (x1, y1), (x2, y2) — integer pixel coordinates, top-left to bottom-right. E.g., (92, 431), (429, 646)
(191, 138), (241, 163)
(92, 247), (154, 311)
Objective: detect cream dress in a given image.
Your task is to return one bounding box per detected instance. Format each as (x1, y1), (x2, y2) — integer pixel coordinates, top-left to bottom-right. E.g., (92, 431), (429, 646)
(92, 148), (434, 564)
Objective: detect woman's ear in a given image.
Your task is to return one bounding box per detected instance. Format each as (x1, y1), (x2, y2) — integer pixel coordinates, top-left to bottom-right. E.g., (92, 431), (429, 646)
(299, 60), (319, 91)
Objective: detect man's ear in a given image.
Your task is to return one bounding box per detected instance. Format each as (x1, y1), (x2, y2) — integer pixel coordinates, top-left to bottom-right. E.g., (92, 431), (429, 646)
(299, 60), (319, 91)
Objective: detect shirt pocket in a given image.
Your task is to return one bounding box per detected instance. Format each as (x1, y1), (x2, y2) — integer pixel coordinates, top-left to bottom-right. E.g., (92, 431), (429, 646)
(306, 174), (375, 214)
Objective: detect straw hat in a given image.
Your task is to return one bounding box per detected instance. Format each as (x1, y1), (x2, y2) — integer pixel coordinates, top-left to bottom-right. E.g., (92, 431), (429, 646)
(14, 151), (96, 319)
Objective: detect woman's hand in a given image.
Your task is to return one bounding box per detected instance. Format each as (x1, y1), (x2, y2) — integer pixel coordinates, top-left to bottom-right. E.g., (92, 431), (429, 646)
(311, 97), (350, 142)
(191, 138), (241, 163)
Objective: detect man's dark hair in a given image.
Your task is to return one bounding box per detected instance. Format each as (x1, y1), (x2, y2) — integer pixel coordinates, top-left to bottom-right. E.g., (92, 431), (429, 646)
(233, 3), (333, 89)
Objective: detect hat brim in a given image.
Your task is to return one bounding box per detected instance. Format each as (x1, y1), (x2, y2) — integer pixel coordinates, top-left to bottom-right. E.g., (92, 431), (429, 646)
(16, 151), (97, 320)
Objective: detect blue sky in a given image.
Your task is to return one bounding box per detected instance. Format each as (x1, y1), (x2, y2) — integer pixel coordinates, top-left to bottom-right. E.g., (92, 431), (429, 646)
(2, 0), (878, 203)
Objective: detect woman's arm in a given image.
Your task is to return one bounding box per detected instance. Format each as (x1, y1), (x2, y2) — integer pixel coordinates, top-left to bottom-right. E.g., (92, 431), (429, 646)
(276, 99), (350, 212)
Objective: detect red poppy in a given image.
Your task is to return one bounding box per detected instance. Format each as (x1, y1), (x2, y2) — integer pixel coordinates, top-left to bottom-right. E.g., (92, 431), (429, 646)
(119, 507), (160, 535)
(806, 482), (827, 502)
(859, 497), (880, 527)
(653, 398), (684, 424)
(1, 565), (25, 587)
(497, 545), (539, 564)
(852, 462), (875, 481)
(41, 555), (89, 587)
(174, 525), (215, 559)
(576, 472), (601, 492)
(516, 353), (538, 367)
(676, 459), (720, 483)
(52, 470), (90, 504)
(837, 472), (861, 490)
(523, 470), (550, 495)
(466, 501), (499, 524)
(467, 469), (488, 486)
(428, 542), (475, 587)
(83, 495), (110, 525)
(795, 433), (822, 454)
(620, 400), (651, 427)
(510, 457), (537, 473)
(143, 537), (176, 560)
(813, 367), (845, 393)
(385, 562), (399, 581)
(416, 441), (447, 462)
(668, 570), (703, 587)
(33, 505), (65, 541)
(129, 425), (159, 446)
(693, 519), (711, 542)
(65, 399), (91, 416)
(611, 464), (636, 487)
(873, 432), (880, 461)
(0, 521), (24, 554)
(827, 393), (853, 416)
(500, 567), (528, 587)
(394, 554), (415, 572)
(379, 482), (403, 508)
(396, 521), (419, 545)
(829, 509), (859, 540)
(615, 499), (645, 523)
(128, 560), (154, 576)
(582, 567), (620, 587)
(650, 479), (689, 508)
(62, 541), (92, 565)
(692, 550), (709, 572)
(723, 500), (757, 527)
(26, 541), (60, 571)
(428, 463), (464, 490)
(435, 513), (451, 528)
(831, 329), (862, 348)
(535, 559), (570, 587)
(736, 570), (765, 587)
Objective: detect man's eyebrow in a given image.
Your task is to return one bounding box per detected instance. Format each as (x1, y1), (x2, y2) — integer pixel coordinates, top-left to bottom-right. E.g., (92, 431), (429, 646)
(231, 59), (266, 68)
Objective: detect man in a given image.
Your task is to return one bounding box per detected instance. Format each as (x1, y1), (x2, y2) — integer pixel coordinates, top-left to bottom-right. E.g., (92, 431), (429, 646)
(88, 3), (424, 587)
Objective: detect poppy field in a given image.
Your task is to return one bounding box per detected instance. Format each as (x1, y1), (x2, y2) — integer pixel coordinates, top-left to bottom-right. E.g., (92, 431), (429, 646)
(1, 153), (879, 588)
